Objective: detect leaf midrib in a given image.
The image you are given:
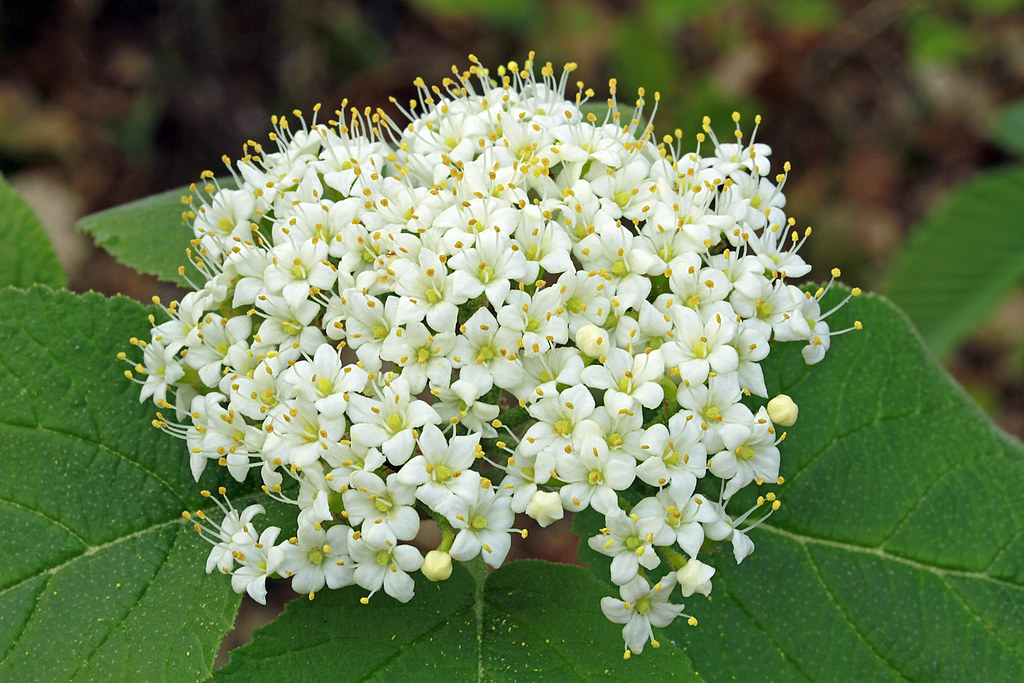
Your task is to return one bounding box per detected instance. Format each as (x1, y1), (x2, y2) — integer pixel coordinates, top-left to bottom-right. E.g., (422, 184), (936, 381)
(760, 524), (1024, 590)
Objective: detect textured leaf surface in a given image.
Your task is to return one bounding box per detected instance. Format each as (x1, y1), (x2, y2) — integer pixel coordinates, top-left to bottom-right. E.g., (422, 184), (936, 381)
(0, 173), (66, 289)
(0, 287), (244, 682)
(218, 560), (700, 682)
(77, 182), (217, 288)
(655, 291), (1024, 680)
(884, 164), (1024, 358)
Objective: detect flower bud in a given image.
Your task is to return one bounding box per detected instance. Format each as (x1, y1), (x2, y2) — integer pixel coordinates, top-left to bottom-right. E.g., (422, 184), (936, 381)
(574, 323), (608, 358)
(767, 394), (798, 427)
(525, 490), (564, 527)
(676, 558), (715, 597)
(422, 550), (453, 582)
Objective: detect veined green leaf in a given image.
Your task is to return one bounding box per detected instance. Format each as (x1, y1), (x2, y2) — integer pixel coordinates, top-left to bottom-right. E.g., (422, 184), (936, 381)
(0, 173), (66, 289)
(884, 164), (1024, 358)
(217, 560), (700, 681)
(0, 287), (251, 682)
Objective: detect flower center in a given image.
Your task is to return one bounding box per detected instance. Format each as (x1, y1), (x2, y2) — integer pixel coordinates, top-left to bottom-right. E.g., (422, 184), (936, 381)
(376, 549), (391, 566)
(613, 191), (631, 208)
(664, 450), (682, 467)
(610, 259), (628, 277)
(554, 419), (573, 436)
(385, 413), (405, 433)
(565, 296), (584, 313)
(477, 265), (495, 283)
(433, 464), (452, 482)
(371, 325), (389, 339)
(757, 301), (773, 318)
(625, 534), (642, 551)
(374, 496), (393, 513)
(477, 345), (495, 362)
(693, 340), (709, 359)
(737, 445), (756, 461)
(316, 377), (334, 395)
(587, 470), (604, 486)
(525, 317), (540, 332)
(417, 346), (432, 364)
(470, 514), (488, 530)
(635, 596), (652, 615)
(425, 288), (442, 304)
(307, 547), (325, 565)
(539, 369), (554, 383)
(703, 405), (722, 422)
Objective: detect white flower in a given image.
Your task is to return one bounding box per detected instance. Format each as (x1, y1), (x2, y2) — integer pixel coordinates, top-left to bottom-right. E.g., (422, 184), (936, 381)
(342, 470), (420, 545)
(438, 485), (516, 568)
(556, 435), (636, 514)
(273, 524), (354, 595)
(588, 509), (661, 585)
(397, 424), (482, 509)
(230, 525), (281, 605)
(600, 573), (685, 655)
(348, 531), (423, 603)
(347, 377), (441, 465)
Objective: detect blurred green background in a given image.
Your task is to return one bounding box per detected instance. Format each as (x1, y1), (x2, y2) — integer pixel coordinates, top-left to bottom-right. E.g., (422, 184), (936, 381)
(1, 0), (1022, 425)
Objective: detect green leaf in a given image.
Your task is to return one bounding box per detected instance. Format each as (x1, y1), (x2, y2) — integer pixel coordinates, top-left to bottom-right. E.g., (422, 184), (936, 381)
(218, 560), (701, 681)
(992, 99), (1024, 157)
(77, 182), (220, 288)
(589, 290), (1023, 680)
(0, 173), (66, 289)
(883, 164), (1024, 358)
(0, 287), (249, 682)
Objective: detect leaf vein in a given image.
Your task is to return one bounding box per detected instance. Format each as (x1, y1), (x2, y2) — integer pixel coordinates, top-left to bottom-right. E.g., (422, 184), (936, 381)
(761, 524), (1024, 590)
(940, 575), (1024, 666)
(0, 497), (89, 546)
(63, 527), (178, 682)
(802, 543), (912, 680)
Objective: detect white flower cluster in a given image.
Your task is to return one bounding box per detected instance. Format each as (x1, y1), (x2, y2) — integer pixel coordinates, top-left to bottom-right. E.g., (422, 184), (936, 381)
(126, 54), (859, 656)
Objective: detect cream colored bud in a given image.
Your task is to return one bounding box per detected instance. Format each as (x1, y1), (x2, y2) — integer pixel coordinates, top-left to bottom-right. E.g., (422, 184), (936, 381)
(676, 558), (715, 597)
(525, 490), (564, 527)
(422, 550), (452, 582)
(767, 394), (799, 427)
(575, 323), (608, 358)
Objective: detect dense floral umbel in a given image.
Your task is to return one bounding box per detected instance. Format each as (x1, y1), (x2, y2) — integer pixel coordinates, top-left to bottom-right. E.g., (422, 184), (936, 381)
(129, 54), (859, 657)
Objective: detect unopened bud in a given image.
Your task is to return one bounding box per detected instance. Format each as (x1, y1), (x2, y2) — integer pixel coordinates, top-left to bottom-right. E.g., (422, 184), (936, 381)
(525, 490), (564, 527)
(574, 323), (608, 358)
(422, 550), (452, 582)
(767, 394), (798, 427)
(676, 558), (715, 597)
